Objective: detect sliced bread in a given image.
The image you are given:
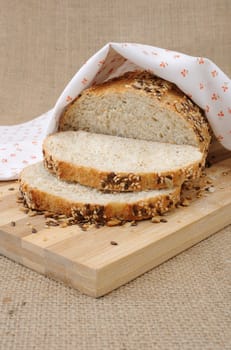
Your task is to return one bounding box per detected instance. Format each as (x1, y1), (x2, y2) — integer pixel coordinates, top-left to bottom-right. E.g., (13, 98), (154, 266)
(59, 70), (211, 155)
(43, 130), (204, 192)
(19, 162), (181, 224)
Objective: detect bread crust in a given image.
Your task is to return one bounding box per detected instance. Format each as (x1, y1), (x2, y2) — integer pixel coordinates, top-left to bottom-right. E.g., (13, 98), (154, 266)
(43, 144), (203, 192)
(59, 70), (211, 154)
(19, 176), (181, 224)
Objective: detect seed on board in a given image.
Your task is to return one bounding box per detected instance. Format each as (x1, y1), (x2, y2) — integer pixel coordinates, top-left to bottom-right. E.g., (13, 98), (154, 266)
(45, 218), (59, 226)
(16, 199), (24, 204)
(10, 221), (16, 227)
(130, 221), (138, 226)
(181, 199), (190, 207)
(206, 179), (213, 184)
(17, 194), (24, 200)
(35, 211), (44, 215)
(58, 214), (67, 219)
(151, 216), (161, 223)
(160, 218), (168, 223)
(110, 241), (118, 246)
(28, 210), (37, 217)
(19, 207), (29, 214)
(206, 186), (215, 193)
(196, 191), (203, 198)
(107, 218), (122, 227)
(44, 211), (53, 218)
(31, 227), (37, 234)
(8, 187), (15, 191)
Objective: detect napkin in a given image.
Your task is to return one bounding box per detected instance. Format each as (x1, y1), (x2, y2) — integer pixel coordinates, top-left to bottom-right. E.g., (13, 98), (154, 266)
(0, 42), (230, 180)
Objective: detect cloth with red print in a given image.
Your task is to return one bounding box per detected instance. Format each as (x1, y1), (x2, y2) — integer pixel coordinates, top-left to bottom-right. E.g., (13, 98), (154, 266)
(0, 42), (230, 180)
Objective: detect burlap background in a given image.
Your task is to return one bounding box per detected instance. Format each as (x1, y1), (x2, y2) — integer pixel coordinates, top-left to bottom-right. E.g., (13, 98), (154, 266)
(0, 1), (230, 349)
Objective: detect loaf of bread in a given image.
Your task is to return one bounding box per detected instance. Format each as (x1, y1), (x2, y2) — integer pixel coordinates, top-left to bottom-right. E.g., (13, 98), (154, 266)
(19, 70), (212, 226)
(59, 70), (211, 155)
(43, 130), (204, 192)
(19, 162), (181, 224)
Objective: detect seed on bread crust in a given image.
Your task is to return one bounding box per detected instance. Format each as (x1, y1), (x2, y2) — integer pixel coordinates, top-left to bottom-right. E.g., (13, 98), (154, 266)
(18, 161), (186, 228)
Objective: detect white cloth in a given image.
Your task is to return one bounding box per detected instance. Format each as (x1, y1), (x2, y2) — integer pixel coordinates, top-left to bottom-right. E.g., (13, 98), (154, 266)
(1, 42), (230, 180)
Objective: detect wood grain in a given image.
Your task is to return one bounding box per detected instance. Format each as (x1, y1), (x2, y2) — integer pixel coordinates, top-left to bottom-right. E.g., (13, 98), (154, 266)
(0, 158), (230, 297)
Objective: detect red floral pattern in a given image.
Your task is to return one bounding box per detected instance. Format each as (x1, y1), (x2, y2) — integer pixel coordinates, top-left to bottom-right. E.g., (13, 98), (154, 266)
(1, 43), (231, 180)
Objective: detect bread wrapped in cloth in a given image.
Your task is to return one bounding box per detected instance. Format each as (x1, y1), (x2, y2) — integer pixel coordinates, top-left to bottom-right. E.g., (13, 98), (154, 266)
(59, 70), (211, 156)
(19, 71), (211, 226)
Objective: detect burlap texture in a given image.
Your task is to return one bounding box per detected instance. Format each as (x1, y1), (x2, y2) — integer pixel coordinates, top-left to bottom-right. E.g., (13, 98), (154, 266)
(0, 0), (230, 125)
(0, 1), (230, 349)
(1, 228), (230, 350)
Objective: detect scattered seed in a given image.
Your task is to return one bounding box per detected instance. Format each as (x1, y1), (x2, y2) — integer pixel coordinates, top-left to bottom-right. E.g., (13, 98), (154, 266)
(10, 221), (16, 227)
(181, 199), (190, 207)
(16, 199), (24, 204)
(45, 218), (59, 226)
(44, 211), (53, 218)
(8, 187), (15, 191)
(160, 218), (168, 223)
(206, 179), (213, 184)
(31, 227), (37, 234)
(35, 211), (44, 215)
(110, 241), (118, 246)
(28, 211), (37, 217)
(19, 207), (29, 214)
(17, 194), (24, 200)
(151, 217), (161, 223)
(58, 214), (67, 219)
(206, 186), (215, 193)
(130, 221), (138, 226)
(107, 218), (122, 227)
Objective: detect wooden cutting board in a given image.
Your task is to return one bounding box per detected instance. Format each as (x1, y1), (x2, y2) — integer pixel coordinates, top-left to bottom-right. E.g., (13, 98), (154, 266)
(0, 157), (231, 297)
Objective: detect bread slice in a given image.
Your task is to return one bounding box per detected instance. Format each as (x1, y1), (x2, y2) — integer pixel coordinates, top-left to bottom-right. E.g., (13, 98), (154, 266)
(19, 162), (181, 224)
(43, 130), (204, 192)
(59, 70), (211, 155)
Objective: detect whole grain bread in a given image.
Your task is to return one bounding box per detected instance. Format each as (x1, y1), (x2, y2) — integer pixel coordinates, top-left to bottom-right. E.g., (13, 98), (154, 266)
(43, 130), (204, 192)
(19, 162), (181, 224)
(59, 70), (211, 155)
